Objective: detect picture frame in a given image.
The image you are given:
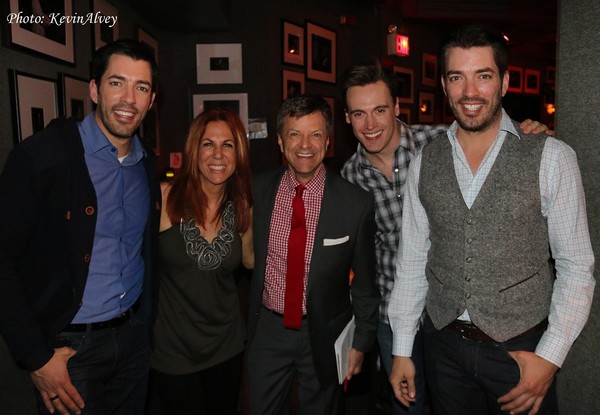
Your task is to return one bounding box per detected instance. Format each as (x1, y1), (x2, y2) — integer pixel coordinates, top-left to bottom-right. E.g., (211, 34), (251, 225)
(282, 20), (304, 66)
(93, 0), (119, 50)
(282, 70), (305, 100)
(546, 66), (556, 84)
(393, 66), (414, 104)
(10, 70), (58, 142)
(306, 22), (336, 83)
(323, 96), (335, 158)
(138, 27), (159, 63)
(398, 107), (411, 125)
(524, 69), (541, 94)
(59, 73), (92, 121)
(196, 43), (243, 84)
(5, 0), (74, 63)
(192, 93), (248, 132)
(418, 91), (435, 123)
(422, 53), (438, 87)
(507, 66), (523, 93)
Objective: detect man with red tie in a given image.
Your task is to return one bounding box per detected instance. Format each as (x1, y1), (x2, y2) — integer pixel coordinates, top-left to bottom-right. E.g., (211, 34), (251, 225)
(247, 94), (380, 414)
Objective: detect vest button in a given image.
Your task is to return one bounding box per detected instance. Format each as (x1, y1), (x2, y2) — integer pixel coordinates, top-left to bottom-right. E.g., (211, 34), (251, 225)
(466, 257), (472, 263)
(465, 293), (471, 299)
(85, 206), (95, 215)
(466, 218), (473, 225)
(466, 238), (473, 244)
(465, 276), (471, 282)
(83, 254), (91, 263)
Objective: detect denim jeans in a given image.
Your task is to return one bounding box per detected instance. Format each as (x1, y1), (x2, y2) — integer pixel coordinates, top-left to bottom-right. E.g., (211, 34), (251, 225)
(377, 320), (426, 415)
(36, 318), (151, 415)
(422, 314), (558, 415)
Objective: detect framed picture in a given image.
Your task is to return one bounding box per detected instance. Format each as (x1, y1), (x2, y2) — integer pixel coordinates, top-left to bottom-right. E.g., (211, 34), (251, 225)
(546, 66), (556, 84)
(418, 91), (435, 123)
(507, 66), (523, 93)
(398, 107), (411, 124)
(282, 70), (305, 100)
(306, 22), (336, 83)
(196, 44), (243, 84)
(524, 69), (541, 94)
(138, 27), (159, 63)
(192, 93), (248, 132)
(93, 0), (119, 50)
(393, 66), (414, 104)
(59, 74), (92, 120)
(5, 0), (74, 63)
(422, 53), (438, 87)
(323, 96), (335, 158)
(10, 70), (58, 142)
(282, 20), (304, 66)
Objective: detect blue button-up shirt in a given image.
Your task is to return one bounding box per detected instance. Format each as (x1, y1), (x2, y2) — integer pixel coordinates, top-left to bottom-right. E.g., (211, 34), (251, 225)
(72, 113), (149, 323)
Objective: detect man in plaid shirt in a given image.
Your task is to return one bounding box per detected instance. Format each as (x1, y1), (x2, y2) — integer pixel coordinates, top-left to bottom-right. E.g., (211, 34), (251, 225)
(339, 62), (548, 415)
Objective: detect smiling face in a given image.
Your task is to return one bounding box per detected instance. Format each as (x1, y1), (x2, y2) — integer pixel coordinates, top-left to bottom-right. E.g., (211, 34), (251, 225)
(198, 120), (237, 192)
(344, 81), (401, 157)
(442, 46), (508, 134)
(90, 54), (155, 151)
(278, 111), (329, 184)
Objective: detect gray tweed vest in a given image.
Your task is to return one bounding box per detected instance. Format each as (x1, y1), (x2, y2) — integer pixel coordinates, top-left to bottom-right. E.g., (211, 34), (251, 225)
(419, 122), (553, 342)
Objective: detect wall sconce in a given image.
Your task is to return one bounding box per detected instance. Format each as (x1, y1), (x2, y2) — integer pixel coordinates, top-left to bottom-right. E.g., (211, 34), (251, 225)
(387, 24), (409, 57)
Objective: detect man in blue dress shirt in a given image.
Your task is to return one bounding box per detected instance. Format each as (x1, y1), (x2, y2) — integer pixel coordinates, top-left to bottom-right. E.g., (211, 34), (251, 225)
(0, 40), (161, 415)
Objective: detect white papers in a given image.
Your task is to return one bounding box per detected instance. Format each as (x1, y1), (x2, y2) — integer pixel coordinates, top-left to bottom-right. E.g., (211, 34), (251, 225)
(334, 316), (355, 384)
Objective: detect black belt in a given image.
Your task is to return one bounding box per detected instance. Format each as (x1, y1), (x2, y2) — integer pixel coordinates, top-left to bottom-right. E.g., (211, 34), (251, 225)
(62, 299), (141, 332)
(262, 305), (307, 320)
(445, 318), (548, 343)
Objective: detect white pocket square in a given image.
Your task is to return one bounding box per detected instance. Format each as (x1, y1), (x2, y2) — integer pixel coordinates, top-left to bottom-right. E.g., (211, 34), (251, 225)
(323, 236), (349, 246)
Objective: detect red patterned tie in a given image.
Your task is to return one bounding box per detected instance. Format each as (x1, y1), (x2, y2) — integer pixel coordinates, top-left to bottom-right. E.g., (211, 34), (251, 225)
(284, 184), (306, 329)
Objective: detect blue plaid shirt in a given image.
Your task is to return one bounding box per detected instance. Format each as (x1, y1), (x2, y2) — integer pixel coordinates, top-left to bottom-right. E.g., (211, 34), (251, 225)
(341, 121), (447, 321)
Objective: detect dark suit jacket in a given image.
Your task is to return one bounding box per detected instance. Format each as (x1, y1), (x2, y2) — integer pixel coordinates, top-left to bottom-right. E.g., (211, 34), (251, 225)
(248, 166), (380, 388)
(0, 117), (161, 372)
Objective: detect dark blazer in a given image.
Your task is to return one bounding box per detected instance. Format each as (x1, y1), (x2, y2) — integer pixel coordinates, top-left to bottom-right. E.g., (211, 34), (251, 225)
(0, 117), (161, 372)
(248, 166), (380, 388)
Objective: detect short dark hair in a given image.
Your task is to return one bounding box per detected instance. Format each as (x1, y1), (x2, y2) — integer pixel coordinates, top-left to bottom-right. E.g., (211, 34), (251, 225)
(339, 60), (398, 107)
(92, 39), (159, 91)
(276, 94), (333, 136)
(439, 24), (509, 78)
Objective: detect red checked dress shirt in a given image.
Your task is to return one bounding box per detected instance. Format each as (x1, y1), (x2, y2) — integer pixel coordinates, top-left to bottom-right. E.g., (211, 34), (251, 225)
(262, 165), (326, 315)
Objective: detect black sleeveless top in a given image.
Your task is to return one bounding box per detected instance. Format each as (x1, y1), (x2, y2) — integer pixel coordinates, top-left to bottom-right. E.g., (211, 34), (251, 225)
(151, 202), (245, 374)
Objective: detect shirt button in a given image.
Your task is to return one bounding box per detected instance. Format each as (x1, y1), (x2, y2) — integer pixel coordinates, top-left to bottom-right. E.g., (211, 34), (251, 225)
(394, 168), (399, 173)
(85, 206), (95, 215)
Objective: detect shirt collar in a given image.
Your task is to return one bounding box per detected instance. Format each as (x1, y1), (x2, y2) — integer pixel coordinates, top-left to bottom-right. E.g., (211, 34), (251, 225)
(447, 108), (518, 142)
(78, 112), (147, 163)
(283, 163), (326, 193)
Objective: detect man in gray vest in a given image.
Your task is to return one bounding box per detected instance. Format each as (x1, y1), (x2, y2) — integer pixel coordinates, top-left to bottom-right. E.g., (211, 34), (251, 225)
(388, 24), (595, 415)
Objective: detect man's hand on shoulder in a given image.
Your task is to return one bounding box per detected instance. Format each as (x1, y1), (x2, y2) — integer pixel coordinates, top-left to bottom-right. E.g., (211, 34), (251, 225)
(498, 350), (558, 415)
(389, 355), (417, 407)
(30, 347), (84, 415)
(520, 119), (555, 136)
